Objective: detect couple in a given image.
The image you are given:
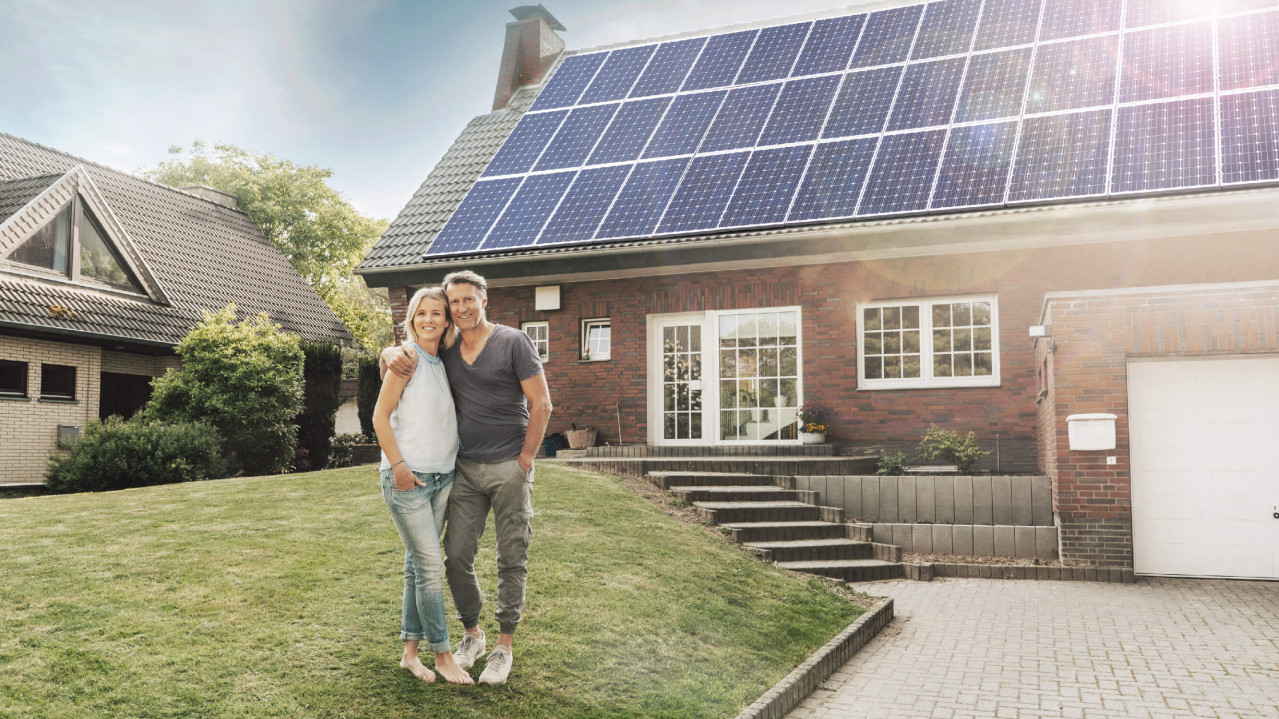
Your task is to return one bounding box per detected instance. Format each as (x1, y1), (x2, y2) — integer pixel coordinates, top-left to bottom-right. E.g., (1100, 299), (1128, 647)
(372, 270), (552, 686)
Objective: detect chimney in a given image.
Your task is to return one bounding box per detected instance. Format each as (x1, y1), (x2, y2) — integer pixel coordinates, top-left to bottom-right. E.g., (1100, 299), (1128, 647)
(179, 185), (239, 210)
(493, 5), (567, 111)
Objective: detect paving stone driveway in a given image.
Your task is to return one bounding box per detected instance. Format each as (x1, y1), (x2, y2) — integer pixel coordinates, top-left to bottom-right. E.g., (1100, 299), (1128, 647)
(789, 577), (1279, 719)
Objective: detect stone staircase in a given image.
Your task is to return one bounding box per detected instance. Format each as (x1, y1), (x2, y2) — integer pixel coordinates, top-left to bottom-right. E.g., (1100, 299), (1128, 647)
(646, 470), (903, 582)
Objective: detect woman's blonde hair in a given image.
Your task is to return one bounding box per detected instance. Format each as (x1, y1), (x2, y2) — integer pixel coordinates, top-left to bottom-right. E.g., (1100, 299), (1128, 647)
(403, 286), (457, 352)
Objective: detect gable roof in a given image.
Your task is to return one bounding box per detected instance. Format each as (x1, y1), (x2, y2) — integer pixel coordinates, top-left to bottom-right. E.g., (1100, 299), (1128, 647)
(0, 133), (353, 348)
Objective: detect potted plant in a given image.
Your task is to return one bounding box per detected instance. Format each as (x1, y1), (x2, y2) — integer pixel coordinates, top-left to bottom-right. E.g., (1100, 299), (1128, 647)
(796, 401), (829, 445)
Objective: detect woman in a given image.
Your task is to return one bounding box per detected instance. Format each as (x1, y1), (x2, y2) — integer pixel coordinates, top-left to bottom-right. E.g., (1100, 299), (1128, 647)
(372, 286), (472, 685)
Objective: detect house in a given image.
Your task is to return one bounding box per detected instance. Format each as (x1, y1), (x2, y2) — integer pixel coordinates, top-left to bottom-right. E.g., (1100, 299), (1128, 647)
(357, 2), (1279, 580)
(0, 133), (353, 485)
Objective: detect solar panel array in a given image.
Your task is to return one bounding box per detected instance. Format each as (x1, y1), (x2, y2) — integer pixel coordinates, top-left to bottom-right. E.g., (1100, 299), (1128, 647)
(427, 0), (1279, 258)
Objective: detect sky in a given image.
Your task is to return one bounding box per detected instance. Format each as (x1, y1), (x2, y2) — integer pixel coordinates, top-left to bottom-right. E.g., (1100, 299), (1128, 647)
(0, 0), (880, 221)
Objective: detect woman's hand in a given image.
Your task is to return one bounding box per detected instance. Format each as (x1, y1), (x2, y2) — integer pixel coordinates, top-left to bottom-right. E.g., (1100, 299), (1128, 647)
(394, 464), (424, 491)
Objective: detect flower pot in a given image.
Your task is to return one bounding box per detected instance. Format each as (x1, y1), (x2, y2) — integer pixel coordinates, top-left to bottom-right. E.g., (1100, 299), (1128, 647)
(800, 431), (825, 445)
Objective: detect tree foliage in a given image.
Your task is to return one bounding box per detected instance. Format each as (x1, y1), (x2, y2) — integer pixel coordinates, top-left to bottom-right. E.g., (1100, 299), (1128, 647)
(295, 340), (344, 471)
(145, 305), (305, 476)
(143, 141), (391, 351)
(45, 417), (229, 493)
(356, 355), (381, 439)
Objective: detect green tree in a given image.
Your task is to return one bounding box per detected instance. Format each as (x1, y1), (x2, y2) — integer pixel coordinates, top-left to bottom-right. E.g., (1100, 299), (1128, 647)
(145, 305), (305, 476)
(142, 141), (391, 351)
(295, 340), (344, 470)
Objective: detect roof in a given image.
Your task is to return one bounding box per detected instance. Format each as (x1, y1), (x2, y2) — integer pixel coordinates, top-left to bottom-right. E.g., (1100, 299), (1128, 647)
(0, 132), (354, 348)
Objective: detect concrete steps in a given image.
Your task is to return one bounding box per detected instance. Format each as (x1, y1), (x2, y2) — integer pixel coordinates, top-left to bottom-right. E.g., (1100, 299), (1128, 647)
(745, 538), (876, 563)
(649, 471), (779, 489)
(777, 559), (902, 582)
(721, 521), (847, 543)
(669, 485), (811, 503)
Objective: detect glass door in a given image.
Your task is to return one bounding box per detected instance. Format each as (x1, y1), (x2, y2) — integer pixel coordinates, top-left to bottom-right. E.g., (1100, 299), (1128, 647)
(659, 320), (705, 442)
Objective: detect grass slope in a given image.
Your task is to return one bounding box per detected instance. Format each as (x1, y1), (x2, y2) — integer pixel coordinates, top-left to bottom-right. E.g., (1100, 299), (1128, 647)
(0, 463), (862, 719)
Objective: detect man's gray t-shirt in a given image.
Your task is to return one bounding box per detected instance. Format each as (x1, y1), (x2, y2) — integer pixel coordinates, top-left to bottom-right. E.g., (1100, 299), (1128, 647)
(441, 323), (543, 463)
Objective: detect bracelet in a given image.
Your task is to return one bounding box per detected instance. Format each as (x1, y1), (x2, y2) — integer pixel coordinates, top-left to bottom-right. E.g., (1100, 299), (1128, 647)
(391, 459), (405, 469)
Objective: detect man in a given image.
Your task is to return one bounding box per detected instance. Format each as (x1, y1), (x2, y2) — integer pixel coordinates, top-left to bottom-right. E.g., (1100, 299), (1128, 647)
(382, 269), (552, 685)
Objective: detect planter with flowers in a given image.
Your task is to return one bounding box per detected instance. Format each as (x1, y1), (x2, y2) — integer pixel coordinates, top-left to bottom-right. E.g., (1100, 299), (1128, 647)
(796, 401), (829, 445)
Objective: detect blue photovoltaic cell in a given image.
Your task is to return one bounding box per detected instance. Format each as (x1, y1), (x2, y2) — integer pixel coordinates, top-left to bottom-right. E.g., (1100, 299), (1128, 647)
(1009, 108), (1113, 202)
(1038, 0), (1121, 42)
(1221, 89), (1279, 184)
(1025, 37), (1119, 114)
(1120, 23), (1214, 103)
(534, 104), (619, 171)
(529, 54), (607, 111)
(911, 0), (981, 60)
(482, 111), (567, 177)
(699, 84), (782, 153)
(1125, 0), (1212, 29)
(1218, 12), (1279, 92)
(587, 97), (670, 165)
(850, 5), (923, 68)
(425, 177), (522, 256)
(792, 14), (865, 76)
(954, 48), (1032, 123)
(757, 75), (841, 145)
(931, 120), (1019, 208)
(736, 22), (810, 84)
(1219, 0), (1279, 13)
(580, 45), (656, 104)
(789, 137), (878, 221)
(642, 91), (726, 159)
(682, 30), (757, 91)
(483, 172), (575, 249)
(630, 38), (705, 98)
(539, 165), (632, 244)
(886, 57), (967, 131)
(823, 65), (903, 139)
(973, 0), (1042, 51)
(1111, 98), (1216, 194)
(858, 129), (947, 215)
(657, 152), (750, 233)
(720, 145), (813, 227)
(596, 158), (690, 238)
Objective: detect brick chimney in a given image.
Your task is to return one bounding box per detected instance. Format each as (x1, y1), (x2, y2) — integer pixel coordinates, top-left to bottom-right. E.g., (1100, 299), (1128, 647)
(493, 5), (567, 111)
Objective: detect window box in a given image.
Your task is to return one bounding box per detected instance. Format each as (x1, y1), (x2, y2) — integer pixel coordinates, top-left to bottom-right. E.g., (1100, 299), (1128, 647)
(858, 296), (1000, 389)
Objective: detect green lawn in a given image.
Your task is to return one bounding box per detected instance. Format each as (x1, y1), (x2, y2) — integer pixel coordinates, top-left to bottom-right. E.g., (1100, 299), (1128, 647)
(0, 462), (862, 719)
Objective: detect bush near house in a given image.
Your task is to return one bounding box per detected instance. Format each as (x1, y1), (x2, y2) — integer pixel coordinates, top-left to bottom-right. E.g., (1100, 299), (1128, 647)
(917, 425), (990, 475)
(294, 340), (344, 470)
(145, 304), (305, 476)
(356, 355), (380, 438)
(45, 417), (228, 493)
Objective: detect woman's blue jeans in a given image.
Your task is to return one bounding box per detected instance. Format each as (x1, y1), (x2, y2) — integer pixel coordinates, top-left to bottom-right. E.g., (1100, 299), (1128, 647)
(380, 469), (453, 654)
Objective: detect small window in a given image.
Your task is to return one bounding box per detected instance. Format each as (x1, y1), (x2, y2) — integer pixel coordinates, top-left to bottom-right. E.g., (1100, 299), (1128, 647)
(858, 296), (999, 389)
(0, 360), (28, 397)
(581, 318), (611, 361)
(522, 321), (549, 362)
(40, 364), (76, 400)
(10, 205), (72, 274)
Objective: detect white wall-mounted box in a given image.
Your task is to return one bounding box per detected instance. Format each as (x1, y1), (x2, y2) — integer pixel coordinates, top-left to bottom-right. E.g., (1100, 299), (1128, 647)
(1066, 413), (1117, 451)
(535, 285), (560, 311)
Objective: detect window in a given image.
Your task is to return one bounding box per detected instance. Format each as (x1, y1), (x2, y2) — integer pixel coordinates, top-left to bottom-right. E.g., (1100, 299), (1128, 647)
(522, 322), (549, 361)
(858, 296), (999, 389)
(40, 364), (76, 400)
(581, 318), (610, 360)
(718, 309), (801, 441)
(0, 360), (28, 397)
(9, 205), (72, 273)
(5, 198), (144, 294)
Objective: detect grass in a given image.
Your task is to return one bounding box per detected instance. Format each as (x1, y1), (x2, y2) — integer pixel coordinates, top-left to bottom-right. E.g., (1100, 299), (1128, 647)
(0, 462), (863, 719)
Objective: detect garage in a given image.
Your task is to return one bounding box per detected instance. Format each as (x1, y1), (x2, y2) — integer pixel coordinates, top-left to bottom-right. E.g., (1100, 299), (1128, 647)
(1128, 357), (1279, 579)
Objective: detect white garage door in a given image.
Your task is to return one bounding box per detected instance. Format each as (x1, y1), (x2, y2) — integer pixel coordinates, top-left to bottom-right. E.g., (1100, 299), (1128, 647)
(1128, 357), (1279, 579)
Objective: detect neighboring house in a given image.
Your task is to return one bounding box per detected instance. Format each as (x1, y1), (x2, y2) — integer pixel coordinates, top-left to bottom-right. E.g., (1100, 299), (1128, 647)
(0, 133), (353, 485)
(357, 3), (1279, 579)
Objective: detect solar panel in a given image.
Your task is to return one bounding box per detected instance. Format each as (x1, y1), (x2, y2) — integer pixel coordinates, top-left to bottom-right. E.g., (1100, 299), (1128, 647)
(428, 177), (522, 255)
(1119, 22), (1213, 104)
(642, 91), (726, 159)
(954, 48), (1032, 123)
(721, 145), (813, 227)
(1218, 0), (1279, 13)
(859, 129), (947, 215)
(683, 30), (757, 90)
(700, 84), (782, 153)
(886, 57), (967, 131)
(793, 14), (865, 76)
(1124, 0), (1212, 29)
(1024, 36), (1119, 114)
(737, 22), (811, 84)
(580, 45), (656, 105)
(539, 165), (632, 244)
(588, 97), (670, 165)
(932, 120), (1020, 208)
(1111, 98), (1216, 193)
(911, 0), (981, 60)
(534, 104), (618, 171)
(850, 5), (924, 68)
(1222, 89), (1279, 184)
(631, 38), (705, 98)
(483, 172), (575, 249)
(1009, 109), (1113, 202)
(823, 65), (903, 139)
(1218, 11), (1279, 92)
(596, 158), (689, 239)
(757, 75), (841, 145)
(529, 54), (607, 111)
(658, 152), (751, 233)
(973, 0), (1042, 51)
(482, 111), (567, 177)
(1038, 0), (1122, 42)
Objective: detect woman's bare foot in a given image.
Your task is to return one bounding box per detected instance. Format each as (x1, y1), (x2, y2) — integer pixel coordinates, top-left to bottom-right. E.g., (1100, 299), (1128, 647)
(400, 654), (437, 684)
(434, 651), (474, 685)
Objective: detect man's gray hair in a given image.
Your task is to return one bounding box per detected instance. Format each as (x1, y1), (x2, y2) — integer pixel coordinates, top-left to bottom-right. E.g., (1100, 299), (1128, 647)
(442, 269), (488, 296)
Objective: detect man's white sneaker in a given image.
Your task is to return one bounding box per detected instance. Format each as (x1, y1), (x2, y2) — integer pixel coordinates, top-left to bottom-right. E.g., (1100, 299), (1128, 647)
(478, 645), (512, 685)
(453, 629), (486, 671)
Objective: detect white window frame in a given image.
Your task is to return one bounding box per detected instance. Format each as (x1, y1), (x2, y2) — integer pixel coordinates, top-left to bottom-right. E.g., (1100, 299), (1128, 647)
(857, 295), (1000, 390)
(522, 321), (549, 361)
(580, 318), (610, 361)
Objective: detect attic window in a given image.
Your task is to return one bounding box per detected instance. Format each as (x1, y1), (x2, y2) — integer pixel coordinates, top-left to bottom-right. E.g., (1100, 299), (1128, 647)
(9, 205), (72, 273)
(6, 197), (144, 294)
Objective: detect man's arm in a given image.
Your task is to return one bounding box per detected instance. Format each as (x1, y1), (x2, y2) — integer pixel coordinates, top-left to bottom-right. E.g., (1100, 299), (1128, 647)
(380, 343), (417, 381)
(517, 372), (552, 473)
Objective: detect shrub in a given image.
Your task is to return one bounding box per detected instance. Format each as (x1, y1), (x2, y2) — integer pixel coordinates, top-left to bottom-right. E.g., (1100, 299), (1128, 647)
(329, 432), (369, 469)
(45, 417), (229, 493)
(356, 355), (381, 438)
(876, 452), (911, 476)
(295, 340), (344, 470)
(917, 425), (990, 475)
(145, 304), (305, 476)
